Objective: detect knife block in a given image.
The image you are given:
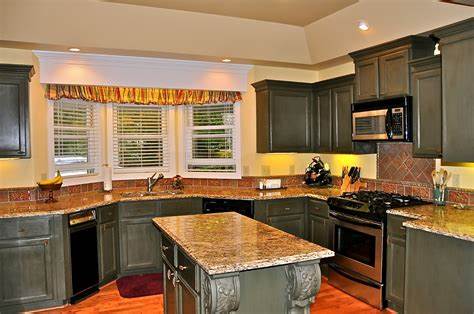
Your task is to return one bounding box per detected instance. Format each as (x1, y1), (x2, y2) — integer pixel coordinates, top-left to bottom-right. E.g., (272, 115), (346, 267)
(340, 176), (366, 193)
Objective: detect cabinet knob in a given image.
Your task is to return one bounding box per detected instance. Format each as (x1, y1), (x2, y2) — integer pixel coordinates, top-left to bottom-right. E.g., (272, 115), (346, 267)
(178, 265), (188, 271)
(167, 269), (174, 280)
(172, 275), (180, 287)
(285, 207), (291, 211)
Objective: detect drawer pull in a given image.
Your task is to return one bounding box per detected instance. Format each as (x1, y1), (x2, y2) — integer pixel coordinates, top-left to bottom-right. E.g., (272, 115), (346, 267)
(162, 245), (169, 251)
(167, 269), (174, 280)
(178, 265), (188, 271)
(284, 207), (291, 211)
(172, 275), (180, 287)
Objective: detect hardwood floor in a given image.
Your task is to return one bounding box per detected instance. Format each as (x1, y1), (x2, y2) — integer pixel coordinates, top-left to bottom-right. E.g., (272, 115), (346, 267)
(36, 278), (392, 314)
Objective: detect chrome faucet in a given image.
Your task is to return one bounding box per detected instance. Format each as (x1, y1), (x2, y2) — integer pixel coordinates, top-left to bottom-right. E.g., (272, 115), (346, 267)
(147, 172), (164, 192)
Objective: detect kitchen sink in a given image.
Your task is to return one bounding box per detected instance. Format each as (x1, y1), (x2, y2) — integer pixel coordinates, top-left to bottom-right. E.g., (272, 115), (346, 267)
(121, 190), (184, 198)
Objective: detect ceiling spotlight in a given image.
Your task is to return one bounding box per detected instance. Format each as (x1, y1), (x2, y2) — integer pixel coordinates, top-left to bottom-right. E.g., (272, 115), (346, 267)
(68, 47), (81, 52)
(222, 58), (232, 63)
(358, 21), (369, 31)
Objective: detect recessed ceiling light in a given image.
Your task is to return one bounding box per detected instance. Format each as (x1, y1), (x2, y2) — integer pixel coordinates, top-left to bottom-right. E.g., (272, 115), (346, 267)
(358, 21), (369, 31)
(68, 47), (81, 52)
(222, 58), (232, 63)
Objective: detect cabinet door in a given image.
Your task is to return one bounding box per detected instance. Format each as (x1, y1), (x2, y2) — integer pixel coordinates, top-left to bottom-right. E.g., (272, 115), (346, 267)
(0, 237), (54, 306)
(164, 262), (178, 314)
(412, 65), (442, 158)
(178, 280), (199, 314)
(267, 214), (305, 238)
(313, 89), (332, 152)
(355, 57), (379, 101)
(379, 50), (409, 97)
(0, 76), (30, 158)
(120, 217), (160, 274)
(269, 89), (312, 152)
(160, 198), (203, 217)
(386, 234), (406, 313)
(98, 221), (119, 285)
(308, 214), (328, 247)
(331, 84), (354, 153)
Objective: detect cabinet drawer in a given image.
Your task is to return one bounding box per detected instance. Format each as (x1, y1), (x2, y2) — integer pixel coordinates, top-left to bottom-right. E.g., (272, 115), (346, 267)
(266, 199), (304, 217)
(98, 205), (117, 223)
(387, 214), (412, 237)
(120, 201), (158, 218)
(307, 199), (329, 218)
(161, 234), (175, 265)
(177, 248), (197, 291)
(160, 198), (202, 217)
(0, 216), (51, 240)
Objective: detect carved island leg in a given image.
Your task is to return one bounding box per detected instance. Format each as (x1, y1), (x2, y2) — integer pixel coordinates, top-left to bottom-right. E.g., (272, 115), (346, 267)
(202, 272), (240, 314)
(285, 261), (322, 314)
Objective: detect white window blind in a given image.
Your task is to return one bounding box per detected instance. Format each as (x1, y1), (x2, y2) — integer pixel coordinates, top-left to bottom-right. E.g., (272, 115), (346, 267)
(113, 104), (170, 173)
(183, 103), (239, 174)
(53, 100), (100, 177)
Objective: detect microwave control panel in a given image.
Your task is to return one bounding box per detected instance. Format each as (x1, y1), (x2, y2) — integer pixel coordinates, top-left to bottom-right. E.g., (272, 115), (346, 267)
(391, 107), (404, 138)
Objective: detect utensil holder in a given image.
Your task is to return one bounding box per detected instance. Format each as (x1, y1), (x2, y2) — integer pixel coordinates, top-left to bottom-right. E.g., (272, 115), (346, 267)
(433, 185), (446, 206)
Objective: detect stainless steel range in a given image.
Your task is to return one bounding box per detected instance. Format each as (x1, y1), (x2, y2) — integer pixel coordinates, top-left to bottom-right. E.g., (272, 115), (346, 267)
(326, 191), (429, 309)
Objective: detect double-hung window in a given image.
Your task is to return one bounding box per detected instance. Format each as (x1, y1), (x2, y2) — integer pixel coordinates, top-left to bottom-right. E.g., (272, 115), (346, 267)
(51, 99), (101, 179)
(111, 104), (173, 177)
(181, 103), (241, 178)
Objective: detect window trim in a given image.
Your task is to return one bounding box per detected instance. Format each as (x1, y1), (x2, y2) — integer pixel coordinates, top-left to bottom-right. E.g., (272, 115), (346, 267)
(47, 99), (103, 186)
(178, 102), (242, 179)
(105, 103), (177, 180)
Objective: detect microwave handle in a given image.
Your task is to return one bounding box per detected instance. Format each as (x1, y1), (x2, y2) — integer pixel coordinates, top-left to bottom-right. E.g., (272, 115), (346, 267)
(385, 109), (393, 139)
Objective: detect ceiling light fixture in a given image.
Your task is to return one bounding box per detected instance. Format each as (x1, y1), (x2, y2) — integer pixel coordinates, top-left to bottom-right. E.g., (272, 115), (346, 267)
(222, 58), (232, 63)
(68, 47), (81, 52)
(358, 21), (369, 31)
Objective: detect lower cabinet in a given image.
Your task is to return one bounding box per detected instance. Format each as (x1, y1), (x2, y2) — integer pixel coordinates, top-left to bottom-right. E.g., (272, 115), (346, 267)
(98, 221), (119, 285)
(164, 261), (178, 314)
(308, 214), (329, 247)
(267, 214), (305, 238)
(178, 277), (199, 314)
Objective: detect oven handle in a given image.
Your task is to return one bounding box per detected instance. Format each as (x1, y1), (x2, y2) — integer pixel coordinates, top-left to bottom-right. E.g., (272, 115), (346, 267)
(329, 211), (382, 229)
(329, 264), (381, 289)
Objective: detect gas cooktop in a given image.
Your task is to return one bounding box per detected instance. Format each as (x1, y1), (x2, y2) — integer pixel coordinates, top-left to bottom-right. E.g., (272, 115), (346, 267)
(327, 190), (430, 222)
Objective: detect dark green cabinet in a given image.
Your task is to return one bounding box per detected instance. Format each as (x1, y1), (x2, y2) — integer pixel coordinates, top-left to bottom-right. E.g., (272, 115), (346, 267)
(267, 214), (305, 238)
(350, 36), (434, 101)
(410, 55), (442, 158)
(164, 260), (178, 314)
(331, 84), (355, 153)
(435, 18), (474, 162)
(253, 80), (313, 153)
(98, 221), (119, 284)
(178, 278), (199, 314)
(308, 215), (328, 248)
(0, 64), (34, 158)
(313, 89), (332, 152)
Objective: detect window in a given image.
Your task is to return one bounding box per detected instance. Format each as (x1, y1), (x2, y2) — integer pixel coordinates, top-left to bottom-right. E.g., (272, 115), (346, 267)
(112, 104), (173, 175)
(182, 103), (241, 178)
(51, 99), (101, 178)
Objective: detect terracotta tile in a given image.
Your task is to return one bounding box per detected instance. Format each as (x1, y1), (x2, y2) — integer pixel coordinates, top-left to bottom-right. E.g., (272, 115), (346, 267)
(403, 185), (413, 196)
(237, 178), (254, 188)
(135, 179), (147, 187)
(0, 191), (9, 202)
(113, 180), (130, 188)
(447, 190), (469, 205)
(396, 184), (405, 195)
(411, 186), (431, 200)
(222, 180), (238, 187)
(92, 182), (103, 191)
(381, 183), (397, 193)
(207, 179), (223, 187)
(469, 192), (474, 206)
(9, 190), (33, 202)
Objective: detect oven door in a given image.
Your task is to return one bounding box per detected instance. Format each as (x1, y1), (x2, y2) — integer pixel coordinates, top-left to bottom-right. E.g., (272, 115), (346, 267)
(329, 211), (383, 282)
(352, 109), (389, 141)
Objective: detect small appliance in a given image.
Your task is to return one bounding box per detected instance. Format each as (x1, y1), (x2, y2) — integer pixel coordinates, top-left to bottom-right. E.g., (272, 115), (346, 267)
(352, 96), (412, 141)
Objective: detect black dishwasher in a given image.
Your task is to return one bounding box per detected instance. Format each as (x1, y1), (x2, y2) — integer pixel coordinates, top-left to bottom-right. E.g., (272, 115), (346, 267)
(202, 198), (254, 218)
(69, 209), (99, 303)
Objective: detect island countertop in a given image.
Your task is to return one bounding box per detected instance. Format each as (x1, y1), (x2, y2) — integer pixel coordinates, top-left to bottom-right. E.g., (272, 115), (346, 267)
(152, 212), (334, 275)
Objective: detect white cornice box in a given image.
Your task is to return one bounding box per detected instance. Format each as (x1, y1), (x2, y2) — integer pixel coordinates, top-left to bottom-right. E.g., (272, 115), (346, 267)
(33, 51), (252, 91)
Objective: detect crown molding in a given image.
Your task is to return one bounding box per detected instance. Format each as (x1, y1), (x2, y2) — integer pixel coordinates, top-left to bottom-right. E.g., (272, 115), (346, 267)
(33, 51), (252, 91)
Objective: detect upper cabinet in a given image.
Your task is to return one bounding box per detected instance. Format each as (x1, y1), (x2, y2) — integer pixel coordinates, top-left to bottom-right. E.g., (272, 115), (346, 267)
(0, 64), (34, 158)
(350, 36), (435, 102)
(409, 55), (442, 158)
(253, 80), (313, 153)
(435, 18), (474, 163)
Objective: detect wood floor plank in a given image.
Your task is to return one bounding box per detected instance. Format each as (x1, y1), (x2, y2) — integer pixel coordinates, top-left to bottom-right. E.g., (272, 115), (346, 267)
(35, 278), (392, 313)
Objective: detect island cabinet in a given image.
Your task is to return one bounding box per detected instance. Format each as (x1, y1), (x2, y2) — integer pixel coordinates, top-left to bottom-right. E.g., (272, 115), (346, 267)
(349, 36), (435, 101)
(252, 80), (313, 153)
(409, 55), (442, 158)
(0, 215), (68, 313)
(306, 199), (330, 276)
(254, 198), (306, 238)
(435, 18), (474, 162)
(118, 198), (203, 276)
(385, 214), (413, 313)
(97, 204), (119, 286)
(0, 64), (34, 158)
(312, 75), (376, 154)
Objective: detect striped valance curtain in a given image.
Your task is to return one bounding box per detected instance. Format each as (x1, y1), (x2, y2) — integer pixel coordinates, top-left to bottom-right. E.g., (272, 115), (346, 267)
(45, 84), (242, 106)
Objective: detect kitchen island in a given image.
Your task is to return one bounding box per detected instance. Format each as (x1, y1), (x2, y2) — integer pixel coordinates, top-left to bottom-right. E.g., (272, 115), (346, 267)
(152, 212), (334, 314)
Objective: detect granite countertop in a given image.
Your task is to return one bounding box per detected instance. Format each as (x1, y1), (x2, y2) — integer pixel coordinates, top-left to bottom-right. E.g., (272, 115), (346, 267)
(387, 204), (474, 242)
(153, 212), (334, 275)
(0, 186), (341, 218)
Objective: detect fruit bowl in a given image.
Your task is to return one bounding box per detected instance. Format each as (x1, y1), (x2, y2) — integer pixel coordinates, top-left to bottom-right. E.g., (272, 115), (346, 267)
(37, 182), (62, 203)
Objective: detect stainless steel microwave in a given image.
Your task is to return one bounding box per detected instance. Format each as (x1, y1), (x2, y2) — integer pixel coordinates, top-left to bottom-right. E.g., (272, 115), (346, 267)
(351, 96), (412, 141)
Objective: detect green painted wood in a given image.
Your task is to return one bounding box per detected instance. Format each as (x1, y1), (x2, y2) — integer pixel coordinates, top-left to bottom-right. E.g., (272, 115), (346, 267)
(267, 214), (305, 238)
(178, 277), (199, 314)
(355, 57), (379, 101)
(0, 64), (34, 158)
(405, 228), (474, 314)
(410, 55), (442, 158)
(164, 260), (178, 314)
(252, 80), (313, 153)
(313, 88), (332, 152)
(160, 198), (202, 216)
(331, 84), (355, 153)
(98, 221), (119, 285)
(379, 50), (410, 97)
